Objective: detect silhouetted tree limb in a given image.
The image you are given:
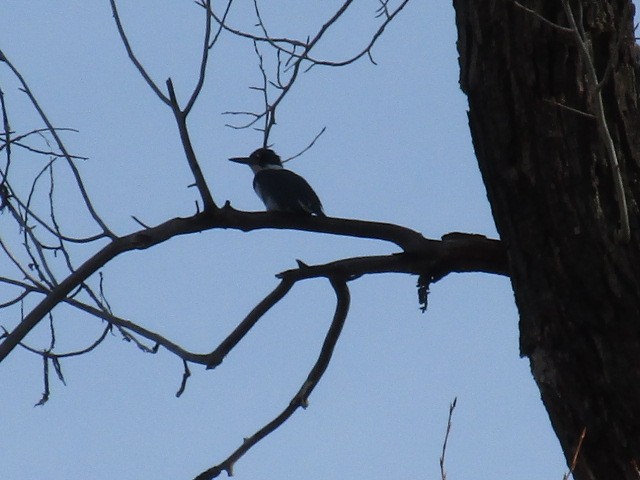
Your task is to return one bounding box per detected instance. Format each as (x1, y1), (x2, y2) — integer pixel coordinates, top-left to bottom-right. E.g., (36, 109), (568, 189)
(194, 276), (351, 480)
(0, 207), (506, 363)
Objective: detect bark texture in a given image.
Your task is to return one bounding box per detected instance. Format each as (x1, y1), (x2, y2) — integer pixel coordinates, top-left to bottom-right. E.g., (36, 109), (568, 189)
(453, 1), (640, 478)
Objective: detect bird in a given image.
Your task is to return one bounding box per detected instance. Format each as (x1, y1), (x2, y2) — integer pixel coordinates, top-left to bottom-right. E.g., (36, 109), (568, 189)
(229, 148), (325, 216)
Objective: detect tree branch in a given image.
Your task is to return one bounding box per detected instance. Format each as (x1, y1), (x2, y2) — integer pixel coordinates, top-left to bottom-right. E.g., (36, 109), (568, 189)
(206, 278), (294, 368)
(166, 79), (217, 211)
(109, 0), (171, 106)
(194, 276), (350, 480)
(561, 0), (630, 242)
(0, 208), (507, 363)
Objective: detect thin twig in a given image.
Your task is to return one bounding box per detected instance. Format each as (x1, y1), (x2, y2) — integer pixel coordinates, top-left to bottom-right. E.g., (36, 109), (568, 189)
(596, 4), (632, 92)
(282, 126), (327, 163)
(511, 1), (574, 33)
(439, 397), (457, 480)
(562, 427), (587, 480)
(542, 98), (595, 119)
(109, 0), (170, 106)
(0, 86), (12, 184)
(176, 360), (192, 397)
(561, 0), (630, 242)
(184, 0), (213, 115)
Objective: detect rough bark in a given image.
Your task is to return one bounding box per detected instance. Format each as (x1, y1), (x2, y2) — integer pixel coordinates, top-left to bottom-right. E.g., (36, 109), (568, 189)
(453, 0), (640, 478)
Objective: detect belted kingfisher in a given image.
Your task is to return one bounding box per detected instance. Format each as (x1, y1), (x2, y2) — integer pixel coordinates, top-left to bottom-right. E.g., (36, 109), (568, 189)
(229, 148), (325, 216)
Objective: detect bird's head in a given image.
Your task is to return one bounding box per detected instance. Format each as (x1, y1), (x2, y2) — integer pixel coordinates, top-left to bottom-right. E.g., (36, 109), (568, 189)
(229, 148), (283, 173)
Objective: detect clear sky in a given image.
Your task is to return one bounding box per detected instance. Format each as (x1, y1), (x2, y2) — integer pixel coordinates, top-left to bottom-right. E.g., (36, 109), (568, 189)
(1, 1), (568, 479)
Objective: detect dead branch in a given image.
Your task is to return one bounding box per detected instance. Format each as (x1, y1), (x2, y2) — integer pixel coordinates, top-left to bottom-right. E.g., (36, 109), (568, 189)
(439, 397), (457, 480)
(0, 207), (507, 363)
(166, 79), (217, 211)
(560, 0), (630, 241)
(193, 276), (350, 480)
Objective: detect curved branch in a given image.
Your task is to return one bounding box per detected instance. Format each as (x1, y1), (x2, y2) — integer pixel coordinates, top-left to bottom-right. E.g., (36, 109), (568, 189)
(0, 208), (506, 363)
(184, 0), (213, 115)
(18, 324), (111, 359)
(216, 206), (429, 251)
(560, 0), (630, 242)
(109, 0), (171, 106)
(194, 277), (350, 480)
(205, 278), (294, 368)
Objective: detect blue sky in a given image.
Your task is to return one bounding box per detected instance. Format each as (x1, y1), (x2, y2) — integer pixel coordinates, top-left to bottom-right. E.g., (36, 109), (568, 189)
(1, 1), (568, 479)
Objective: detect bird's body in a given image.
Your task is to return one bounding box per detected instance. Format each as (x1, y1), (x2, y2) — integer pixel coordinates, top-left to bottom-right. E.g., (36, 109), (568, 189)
(230, 148), (325, 216)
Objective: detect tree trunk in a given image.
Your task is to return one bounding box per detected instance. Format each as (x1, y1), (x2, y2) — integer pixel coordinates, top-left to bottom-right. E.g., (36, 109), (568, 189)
(453, 0), (640, 478)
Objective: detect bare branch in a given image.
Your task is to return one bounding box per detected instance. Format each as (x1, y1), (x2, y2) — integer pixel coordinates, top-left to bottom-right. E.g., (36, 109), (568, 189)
(194, 276), (350, 480)
(561, 0), (630, 242)
(2, 182), (106, 243)
(176, 360), (191, 397)
(562, 428), (587, 480)
(206, 278), (294, 368)
(166, 79), (217, 211)
(63, 296), (208, 364)
(0, 85), (12, 183)
(510, 1), (574, 33)
(0, 127), (80, 150)
(206, 0), (234, 49)
(17, 324), (111, 360)
(0, 207), (507, 363)
(0, 236), (45, 288)
(34, 356), (50, 407)
(201, 1), (307, 49)
(439, 397), (457, 480)
(292, 277), (350, 405)
(276, 236), (508, 282)
(184, 0), (214, 115)
(109, 0), (171, 106)
(596, 4), (632, 92)
(282, 126), (327, 164)
(542, 97), (595, 119)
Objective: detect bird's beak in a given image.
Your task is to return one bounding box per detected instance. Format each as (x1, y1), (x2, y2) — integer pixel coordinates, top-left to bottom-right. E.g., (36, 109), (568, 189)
(229, 156), (254, 165)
